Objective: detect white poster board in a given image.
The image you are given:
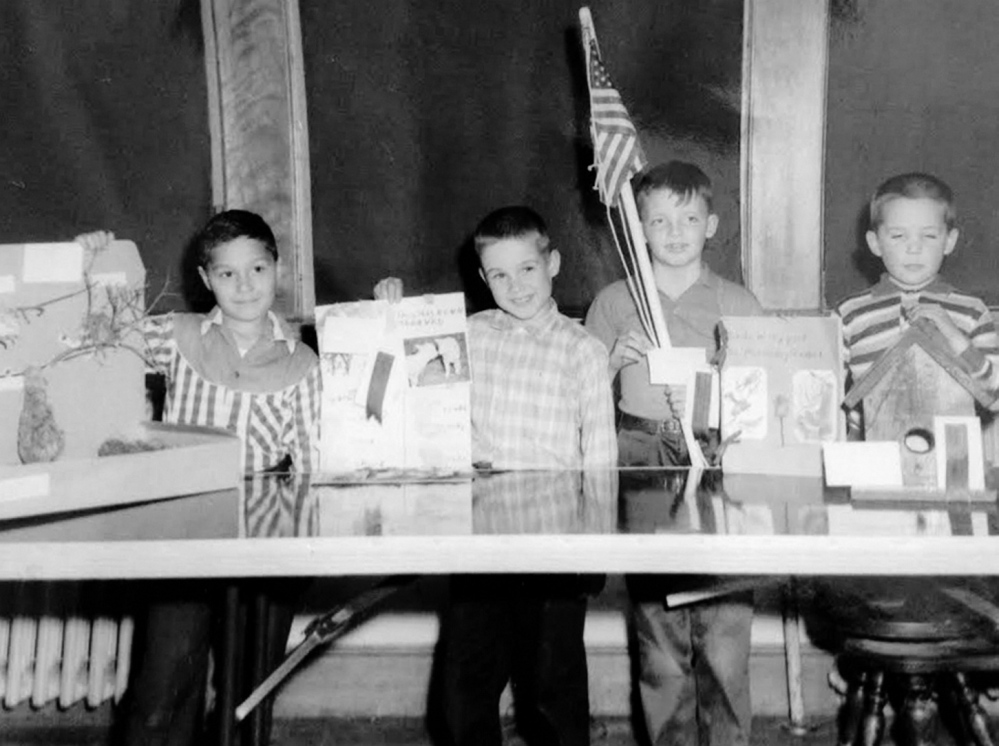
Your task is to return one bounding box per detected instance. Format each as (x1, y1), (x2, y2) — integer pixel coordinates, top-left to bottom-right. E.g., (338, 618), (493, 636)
(316, 293), (472, 475)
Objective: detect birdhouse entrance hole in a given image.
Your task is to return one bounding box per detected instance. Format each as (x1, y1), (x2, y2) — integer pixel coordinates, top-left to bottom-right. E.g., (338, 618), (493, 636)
(903, 427), (935, 455)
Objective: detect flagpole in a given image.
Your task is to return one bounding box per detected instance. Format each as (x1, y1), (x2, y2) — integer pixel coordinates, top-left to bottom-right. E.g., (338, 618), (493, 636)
(617, 185), (671, 348)
(579, 7), (670, 350)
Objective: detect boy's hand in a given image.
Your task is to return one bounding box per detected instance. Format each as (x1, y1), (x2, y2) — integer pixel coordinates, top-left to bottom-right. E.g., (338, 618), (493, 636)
(609, 330), (652, 375)
(74, 230), (115, 255)
(373, 277), (404, 303)
(906, 304), (971, 356)
(665, 384), (687, 421)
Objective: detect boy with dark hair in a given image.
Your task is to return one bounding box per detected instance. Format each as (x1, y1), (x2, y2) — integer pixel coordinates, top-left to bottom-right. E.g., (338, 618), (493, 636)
(77, 209), (320, 746)
(376, 205), (616, 746)
(837, 172), (999, 413)
(585, 161), (763, 746)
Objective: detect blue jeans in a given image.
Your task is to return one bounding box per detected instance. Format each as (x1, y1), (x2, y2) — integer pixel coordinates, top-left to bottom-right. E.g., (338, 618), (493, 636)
(619, 425), (754, 746)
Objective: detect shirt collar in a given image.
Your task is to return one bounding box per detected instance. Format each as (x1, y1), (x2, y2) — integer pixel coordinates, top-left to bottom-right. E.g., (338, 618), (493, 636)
(201, 307), (297, 352)
(657, 263), (718, 298)
(871, 273), (954, 297)
(487, 298), (560, 336)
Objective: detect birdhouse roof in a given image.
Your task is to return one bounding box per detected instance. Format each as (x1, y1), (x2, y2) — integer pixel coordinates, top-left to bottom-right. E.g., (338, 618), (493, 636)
(843, 318), (995, 409)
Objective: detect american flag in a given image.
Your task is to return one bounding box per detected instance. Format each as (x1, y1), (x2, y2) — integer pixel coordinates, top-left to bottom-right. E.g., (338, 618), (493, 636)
(587, 41), (646, 207)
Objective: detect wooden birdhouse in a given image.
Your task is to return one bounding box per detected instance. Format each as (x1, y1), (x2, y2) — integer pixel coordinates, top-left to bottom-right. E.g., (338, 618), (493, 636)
(842, 318), (994, 489)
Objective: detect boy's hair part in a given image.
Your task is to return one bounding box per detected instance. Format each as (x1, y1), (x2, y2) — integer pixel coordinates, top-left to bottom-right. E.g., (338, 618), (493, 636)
(473, 206), (551, 257)
(869, 172), (957, 230)
(195, 209), (279, 268)
(634, 160), (714, 214)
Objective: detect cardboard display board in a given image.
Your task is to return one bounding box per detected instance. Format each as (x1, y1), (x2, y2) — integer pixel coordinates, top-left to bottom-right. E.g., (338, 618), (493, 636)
(720, 315), (845, 476)
(0, 241), (241, 520)
(0, 240), (147, 464)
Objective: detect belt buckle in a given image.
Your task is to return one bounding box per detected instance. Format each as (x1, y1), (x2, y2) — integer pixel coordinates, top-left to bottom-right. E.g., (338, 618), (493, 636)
(658, 418), (680, 435)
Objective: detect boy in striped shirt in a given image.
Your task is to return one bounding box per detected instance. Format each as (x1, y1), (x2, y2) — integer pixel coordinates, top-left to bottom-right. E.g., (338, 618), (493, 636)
(77, 210), (319, 746)
(837, 172), (999, 433)
(376, 206), (616, 746)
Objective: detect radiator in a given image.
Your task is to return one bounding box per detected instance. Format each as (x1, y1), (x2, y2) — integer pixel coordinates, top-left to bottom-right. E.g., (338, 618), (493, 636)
(0, 584), (133, 709)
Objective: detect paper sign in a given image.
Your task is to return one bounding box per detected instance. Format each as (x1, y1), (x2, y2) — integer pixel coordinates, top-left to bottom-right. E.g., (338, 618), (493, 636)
(0, 276), (14, 294)
(0, 473), (50, 501)
(0, 375), (23, 393)
(822, 441), (903, 487)
(21, 243), (84, 283)
(646, 347), (709, 386)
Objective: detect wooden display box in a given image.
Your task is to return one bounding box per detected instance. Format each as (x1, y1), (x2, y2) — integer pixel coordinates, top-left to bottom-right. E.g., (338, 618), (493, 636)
(0, 422), (241, 521)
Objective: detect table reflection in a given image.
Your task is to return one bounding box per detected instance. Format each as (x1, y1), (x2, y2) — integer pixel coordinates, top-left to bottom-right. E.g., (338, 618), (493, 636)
(237, 468), (998, 540)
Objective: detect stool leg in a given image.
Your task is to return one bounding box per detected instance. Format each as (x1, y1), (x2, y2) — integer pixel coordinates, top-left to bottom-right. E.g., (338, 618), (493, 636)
(951, 672), (995, 746)
(859, 670), (888, 746)
(838, 669), (867, 746)
(895, 674), (939, 746)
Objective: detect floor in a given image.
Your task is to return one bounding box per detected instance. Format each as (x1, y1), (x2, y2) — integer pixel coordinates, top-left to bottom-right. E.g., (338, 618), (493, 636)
(0, 714), (939, 746)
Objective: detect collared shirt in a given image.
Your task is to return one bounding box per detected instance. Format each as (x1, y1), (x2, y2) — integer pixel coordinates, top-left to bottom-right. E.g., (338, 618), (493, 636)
(468, 299), (617, 469)
(837, 273), (999, 401)
(143, 308), (320, 472)
(585, 265), (764, 420)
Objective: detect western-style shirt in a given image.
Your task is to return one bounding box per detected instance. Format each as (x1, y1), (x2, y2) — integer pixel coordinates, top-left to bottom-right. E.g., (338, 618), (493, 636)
(143, 307), (320, 473)
(468, 299), (617, 469)
(836, 274), (999, 402)
(585, 265), (764, 421)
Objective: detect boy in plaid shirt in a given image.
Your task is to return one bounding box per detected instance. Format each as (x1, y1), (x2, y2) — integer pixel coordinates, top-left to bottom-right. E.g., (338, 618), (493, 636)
(376, 205), (616, 746)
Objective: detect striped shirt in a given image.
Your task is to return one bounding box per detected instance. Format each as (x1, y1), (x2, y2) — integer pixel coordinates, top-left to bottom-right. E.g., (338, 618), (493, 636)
(468, 300), (617, 469)
(836, 274), (999, 402)
(585, 265), (764, 421)
(143, 308), (320, 473)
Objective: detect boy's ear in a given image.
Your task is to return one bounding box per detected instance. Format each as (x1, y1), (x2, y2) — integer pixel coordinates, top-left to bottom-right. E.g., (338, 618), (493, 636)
(705, 214), (719, 240)
(478, 267), (487, 285)
(547, 249), (561, 278)
(865, 230), (883, 257)
(944, 228), (959, 256)
(198, 266), (212, 291)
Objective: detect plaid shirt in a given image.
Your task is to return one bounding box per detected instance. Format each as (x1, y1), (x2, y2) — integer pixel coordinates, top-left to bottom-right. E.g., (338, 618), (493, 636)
(837, 274), (999, 403)
(143, 308), (320, 473)
(468, 300), (617, 469)
(473, 469), (617, 534)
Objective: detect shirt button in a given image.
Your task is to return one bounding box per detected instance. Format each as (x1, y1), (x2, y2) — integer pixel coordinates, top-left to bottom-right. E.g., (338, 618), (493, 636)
(234, 372), (240, 379)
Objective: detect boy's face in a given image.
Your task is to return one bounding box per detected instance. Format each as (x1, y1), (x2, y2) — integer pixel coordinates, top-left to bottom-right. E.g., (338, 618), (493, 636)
(478, 233), (560, 322)
(866, 197), (958, 289)
(198, 237), (277, 326)
(639, 188), (718, 271)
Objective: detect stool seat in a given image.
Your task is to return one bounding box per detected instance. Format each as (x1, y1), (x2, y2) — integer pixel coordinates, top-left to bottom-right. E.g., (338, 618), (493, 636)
(809, 579), (999, 746)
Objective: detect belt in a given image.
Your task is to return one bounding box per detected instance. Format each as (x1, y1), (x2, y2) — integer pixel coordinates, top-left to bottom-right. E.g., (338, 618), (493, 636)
(618, 411), (681, 436)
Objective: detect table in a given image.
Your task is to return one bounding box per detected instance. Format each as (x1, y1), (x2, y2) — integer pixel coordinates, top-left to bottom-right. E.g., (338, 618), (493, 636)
(2, 467), (998, 745)
(0, 467), (995, 580)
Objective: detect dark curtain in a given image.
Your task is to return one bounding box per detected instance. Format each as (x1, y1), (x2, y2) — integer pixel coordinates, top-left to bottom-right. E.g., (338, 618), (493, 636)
(0, 0), (211, 313)
(302, 0), (744, 316)
(1, 1), (744, 318)
(825, 0), (999, 308)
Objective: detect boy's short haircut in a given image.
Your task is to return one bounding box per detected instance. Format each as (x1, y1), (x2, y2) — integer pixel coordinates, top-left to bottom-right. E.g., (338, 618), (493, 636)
(195, 209), (279, 268)
(869, 172), (957, 230)
(473, 205), (551, 257)
(634, 160), (714, 214)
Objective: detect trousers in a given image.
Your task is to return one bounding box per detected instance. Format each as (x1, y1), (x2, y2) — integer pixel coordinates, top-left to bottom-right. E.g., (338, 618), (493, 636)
(619, 424), (754, 746)
(442, 575), (593, 746)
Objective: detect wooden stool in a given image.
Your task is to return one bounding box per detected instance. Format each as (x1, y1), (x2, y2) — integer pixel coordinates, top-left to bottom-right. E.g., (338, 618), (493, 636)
(810, 579), (999, 746)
